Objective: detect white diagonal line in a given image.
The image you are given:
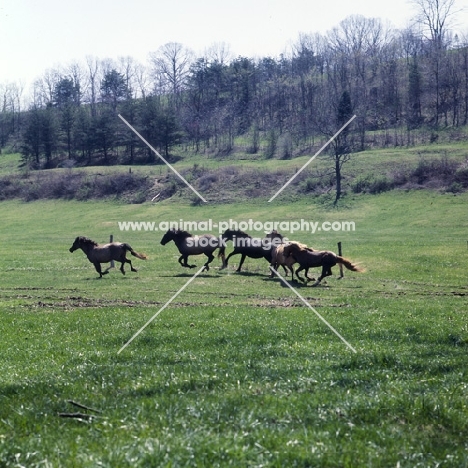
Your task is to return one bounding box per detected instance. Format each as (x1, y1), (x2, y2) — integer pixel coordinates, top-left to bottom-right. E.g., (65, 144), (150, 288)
(269, 266), (357, 353)
(117, 266), (206, 354)
(268, 115), (356, 202)
(118, 114), (207, 203)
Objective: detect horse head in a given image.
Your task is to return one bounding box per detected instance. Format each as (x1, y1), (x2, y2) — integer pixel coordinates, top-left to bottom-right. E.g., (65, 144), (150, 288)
(69, 236), (96, 252)
(283, 242), (302, 258)
(161, 228), (192, 245)
(265, 230), (284, 242)
(160, 228), (176, 245)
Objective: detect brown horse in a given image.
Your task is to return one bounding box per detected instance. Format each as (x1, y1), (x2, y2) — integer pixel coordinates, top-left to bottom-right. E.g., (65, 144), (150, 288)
(69, 236), (147, 278)
(160, 228), (224, 271)
(283, 242), (363, 286)
(270, 241), (312, 281)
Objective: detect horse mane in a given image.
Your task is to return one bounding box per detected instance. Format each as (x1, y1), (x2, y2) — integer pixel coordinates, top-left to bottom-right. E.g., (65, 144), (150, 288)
(78, 236), (99, 246)
(223, 229), (251, 238)
(287, 241), (309, 250)
(283, 241), (311, 256)
(265, 230), (284, 240)
(172, 229), (193, 238)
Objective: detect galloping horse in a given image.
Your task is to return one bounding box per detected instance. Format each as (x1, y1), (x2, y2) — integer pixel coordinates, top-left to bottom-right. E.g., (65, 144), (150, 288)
(160, 228), (224, 271)
(219, 229), (284, 272)
(69, 236), (147, 278)
(283, 242), (363, 286)
(270, 241), (312, 281)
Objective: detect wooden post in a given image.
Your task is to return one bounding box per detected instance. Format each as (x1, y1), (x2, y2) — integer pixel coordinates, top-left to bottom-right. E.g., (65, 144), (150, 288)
(338, 241), (344, 278)
(110, 234), (115, 268)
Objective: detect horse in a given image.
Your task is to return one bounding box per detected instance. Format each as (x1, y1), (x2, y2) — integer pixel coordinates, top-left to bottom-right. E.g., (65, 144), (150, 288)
(219, 229), (284, 272)
(269, 241), (313, 281)
(283, 242), (364, 286)
(160, 228), (224, 271)
(69, 236), (147, 278)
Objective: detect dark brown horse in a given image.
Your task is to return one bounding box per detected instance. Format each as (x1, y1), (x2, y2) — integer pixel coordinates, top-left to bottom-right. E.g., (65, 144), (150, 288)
(283, 242), (363, 286)
(160, 228), (224, 271)
(219, 229), (284, 272)
(69, 236), (147, 278)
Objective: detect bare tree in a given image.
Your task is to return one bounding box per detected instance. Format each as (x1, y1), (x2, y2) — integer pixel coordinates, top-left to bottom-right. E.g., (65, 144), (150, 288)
(204, 42), (233, 65)
(411, 0), (458, 125)
(327, 15), (390, 149)
(149, 42), (194, 107)
(410, 0), (457, 48)
(133, 63), (151, 99)
(85, 56), (100, 117)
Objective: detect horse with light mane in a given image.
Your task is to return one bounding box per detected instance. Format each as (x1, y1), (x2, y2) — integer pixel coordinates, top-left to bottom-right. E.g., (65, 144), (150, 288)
(69, 236), (147, 278)
(269, 241), (313, 281)
(283, 242), (364, 286)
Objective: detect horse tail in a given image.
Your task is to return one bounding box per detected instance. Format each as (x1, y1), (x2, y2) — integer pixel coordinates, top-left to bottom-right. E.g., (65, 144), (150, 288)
(124, 244), (148, 260)
(336, 256), (364, 272)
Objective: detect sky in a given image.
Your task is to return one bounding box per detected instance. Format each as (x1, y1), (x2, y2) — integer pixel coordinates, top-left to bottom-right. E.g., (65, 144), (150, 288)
(1, 0), (468, 90)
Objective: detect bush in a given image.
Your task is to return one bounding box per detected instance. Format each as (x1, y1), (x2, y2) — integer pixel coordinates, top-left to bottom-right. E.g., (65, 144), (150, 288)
(411, 156), (458, 184)
(0, 170), (152, 202)
(351, 175), (393, 194)
(454, 166), (468, 187)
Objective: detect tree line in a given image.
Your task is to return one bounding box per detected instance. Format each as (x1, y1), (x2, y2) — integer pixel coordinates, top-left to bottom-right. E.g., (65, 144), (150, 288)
(1, 2), (467, 168)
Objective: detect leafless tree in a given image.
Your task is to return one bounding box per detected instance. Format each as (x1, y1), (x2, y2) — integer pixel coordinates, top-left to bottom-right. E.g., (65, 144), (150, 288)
(411, 0), (458, 125)
(149, 42), (194, 106)
(85, 56), (100, 117)
(410, 0), (457, 48)
(204, 42), (233, 65)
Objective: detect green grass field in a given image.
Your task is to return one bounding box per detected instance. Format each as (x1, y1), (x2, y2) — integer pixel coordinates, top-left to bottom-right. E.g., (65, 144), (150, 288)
(1, 187), (467, 467)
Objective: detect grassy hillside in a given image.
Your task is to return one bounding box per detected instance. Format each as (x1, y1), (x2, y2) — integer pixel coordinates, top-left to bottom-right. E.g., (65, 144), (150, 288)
(1, 135), (468, 204)
(1, 188), (467, 466)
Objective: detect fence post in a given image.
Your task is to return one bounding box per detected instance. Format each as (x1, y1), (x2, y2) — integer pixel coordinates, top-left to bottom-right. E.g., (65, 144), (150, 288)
(337, 241), (344, 278)
(110, 234), (115, 269)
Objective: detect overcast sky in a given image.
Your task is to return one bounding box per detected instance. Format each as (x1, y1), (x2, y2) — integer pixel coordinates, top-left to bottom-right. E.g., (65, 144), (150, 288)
(2, 0), (468, 89)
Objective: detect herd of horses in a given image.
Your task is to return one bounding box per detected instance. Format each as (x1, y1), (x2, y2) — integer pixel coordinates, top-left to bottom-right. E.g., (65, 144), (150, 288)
(69, 228), (363, 286)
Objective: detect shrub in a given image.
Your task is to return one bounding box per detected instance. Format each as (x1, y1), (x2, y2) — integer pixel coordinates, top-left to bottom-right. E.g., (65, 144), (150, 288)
(454, 166), (468, 187)
(351, 175), (393, 194)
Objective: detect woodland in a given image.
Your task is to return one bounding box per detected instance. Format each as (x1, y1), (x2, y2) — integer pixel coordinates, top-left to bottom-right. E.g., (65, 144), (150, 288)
(1, 2), (468, 169)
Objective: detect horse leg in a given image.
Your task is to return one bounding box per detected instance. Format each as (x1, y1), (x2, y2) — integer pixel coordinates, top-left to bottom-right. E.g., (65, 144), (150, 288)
(295, 265), (307, 283)
(120, 258), (137, 275)
(203, 252), (215, 272)
(304, 268), (316, 283)
(236, 254), (246, 272)
(222, 251), (237, 270)
(311, 266), (327, 287)
(94, 262), (107, 278)
(269, 261), (277, 278)
(130, 260), (138, 272)
(179, 254), (196, 268)
(126, 258), (138, 273)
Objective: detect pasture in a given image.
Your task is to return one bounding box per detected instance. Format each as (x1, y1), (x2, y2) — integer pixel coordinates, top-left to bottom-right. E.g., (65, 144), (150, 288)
(0, 190), (467, 467)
